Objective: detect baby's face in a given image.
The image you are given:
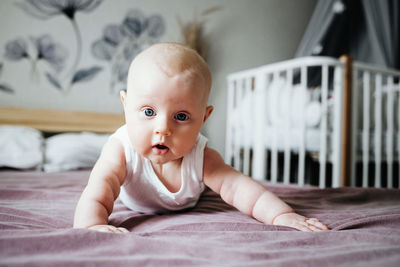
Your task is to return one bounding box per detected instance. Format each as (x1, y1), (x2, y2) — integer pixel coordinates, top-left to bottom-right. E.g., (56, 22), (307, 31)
(121, 63), (212, 165)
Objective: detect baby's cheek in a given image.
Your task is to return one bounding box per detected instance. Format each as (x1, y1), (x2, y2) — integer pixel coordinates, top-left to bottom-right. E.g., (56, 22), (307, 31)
(129, 131), (149, 150)
(179, 137), (198, 155)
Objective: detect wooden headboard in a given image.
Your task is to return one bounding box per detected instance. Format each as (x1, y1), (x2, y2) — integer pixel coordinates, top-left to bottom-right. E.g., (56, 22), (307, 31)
(0, 106), (125, 134)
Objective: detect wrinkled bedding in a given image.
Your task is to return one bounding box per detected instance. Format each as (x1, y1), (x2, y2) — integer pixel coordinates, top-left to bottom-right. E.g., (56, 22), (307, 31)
(1, 170), (399, 266)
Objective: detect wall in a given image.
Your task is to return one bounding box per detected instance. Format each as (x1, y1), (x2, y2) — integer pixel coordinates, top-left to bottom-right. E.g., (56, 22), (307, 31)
(0, 0), (316, 155)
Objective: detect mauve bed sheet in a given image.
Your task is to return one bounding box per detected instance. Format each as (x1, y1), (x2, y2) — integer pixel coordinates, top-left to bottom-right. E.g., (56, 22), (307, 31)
(0, 170), (399, 266)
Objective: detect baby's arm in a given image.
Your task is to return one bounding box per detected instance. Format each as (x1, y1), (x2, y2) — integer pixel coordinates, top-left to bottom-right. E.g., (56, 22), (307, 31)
(203, 148), (329, 232)
(73, 137), (128, 233)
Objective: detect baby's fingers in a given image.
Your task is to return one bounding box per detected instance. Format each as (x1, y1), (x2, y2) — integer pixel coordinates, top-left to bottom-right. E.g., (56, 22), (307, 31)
(306, 218), (330, 231)
(106, 226), (129, 233)
(116, 227), (130, 233)
(88, 225), (129, 233)
(294, 222), (313, 232)
(295, 219), (328, 232)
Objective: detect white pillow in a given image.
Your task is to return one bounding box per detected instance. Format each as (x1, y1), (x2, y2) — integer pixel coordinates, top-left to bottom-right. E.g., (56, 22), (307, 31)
(0, 125), (44, 169)
(44, 132), (109, 172)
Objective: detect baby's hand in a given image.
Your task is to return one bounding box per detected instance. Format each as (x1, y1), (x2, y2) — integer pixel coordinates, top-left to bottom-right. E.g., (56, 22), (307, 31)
(273, 212), (329, 232)
(87, 224), (129, 233)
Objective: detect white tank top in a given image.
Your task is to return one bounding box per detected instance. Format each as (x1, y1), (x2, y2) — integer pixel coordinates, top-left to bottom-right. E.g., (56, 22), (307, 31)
(110, 125), (207, 213)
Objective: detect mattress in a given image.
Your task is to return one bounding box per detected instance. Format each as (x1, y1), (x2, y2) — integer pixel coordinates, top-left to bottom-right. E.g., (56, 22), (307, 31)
(1, 170), (399, 266)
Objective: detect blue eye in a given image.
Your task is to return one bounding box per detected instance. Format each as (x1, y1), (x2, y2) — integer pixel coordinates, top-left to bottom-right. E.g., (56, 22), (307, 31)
(143, 108), (155, 117)
(175, 113), (189, 121)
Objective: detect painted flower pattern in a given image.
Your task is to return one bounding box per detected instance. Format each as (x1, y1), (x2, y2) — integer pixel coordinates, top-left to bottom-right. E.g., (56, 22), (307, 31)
(4, 38), (29, 61)
(32, 35), (67, 72)
(4, 35), (67, 83)
(16, 0), (103, 91)
(16, 0), (103, 20)
(0, 62), (15, 94)
(92, 9), (165, 93)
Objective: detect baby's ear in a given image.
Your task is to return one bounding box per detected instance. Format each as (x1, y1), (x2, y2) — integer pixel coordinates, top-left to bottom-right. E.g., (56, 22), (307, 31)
(120, 90), (127, 107)
(203, 105), (214, 123)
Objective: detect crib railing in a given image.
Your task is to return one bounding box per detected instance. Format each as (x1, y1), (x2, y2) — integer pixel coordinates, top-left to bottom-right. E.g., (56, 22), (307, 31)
(351, 63), (400, 188)
(225, 69), (256, 177)
(226, 57), (345, 188)
(226, 56), (400, 188)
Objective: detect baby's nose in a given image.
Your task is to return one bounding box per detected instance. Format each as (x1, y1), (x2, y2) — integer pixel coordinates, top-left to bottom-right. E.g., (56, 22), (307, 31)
(154, 118), (171, 136)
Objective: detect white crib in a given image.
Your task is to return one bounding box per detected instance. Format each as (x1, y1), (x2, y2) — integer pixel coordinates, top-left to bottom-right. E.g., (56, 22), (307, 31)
(225, 56), (400, 188)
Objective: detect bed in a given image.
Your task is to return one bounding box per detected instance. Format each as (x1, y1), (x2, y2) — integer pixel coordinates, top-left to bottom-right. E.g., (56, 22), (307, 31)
(1, 107), (400, 266)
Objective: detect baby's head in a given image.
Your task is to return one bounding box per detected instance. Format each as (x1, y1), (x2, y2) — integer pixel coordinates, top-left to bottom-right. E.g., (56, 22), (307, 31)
(127, 43), (212, 102)
(121, 43), (213, 164)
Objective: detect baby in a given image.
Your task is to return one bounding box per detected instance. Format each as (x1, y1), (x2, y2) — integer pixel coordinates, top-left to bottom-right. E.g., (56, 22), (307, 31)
(74, 43), (329, 233)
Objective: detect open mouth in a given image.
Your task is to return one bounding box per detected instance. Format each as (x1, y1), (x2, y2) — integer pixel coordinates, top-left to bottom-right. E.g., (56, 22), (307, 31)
(153, 143), (169, 155)
(155, 144), (168, 150)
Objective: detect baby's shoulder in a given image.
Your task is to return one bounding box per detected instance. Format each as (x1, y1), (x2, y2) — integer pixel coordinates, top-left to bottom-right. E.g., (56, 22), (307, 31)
(102, 137), (125, 159)
(203, 147), (225, 171)
(110, 125), (128, 142)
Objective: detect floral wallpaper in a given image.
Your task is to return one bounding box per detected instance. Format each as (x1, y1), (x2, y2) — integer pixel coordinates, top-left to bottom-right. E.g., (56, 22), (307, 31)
(0, 0), (165, 96)
(92, 9), (165, 93)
